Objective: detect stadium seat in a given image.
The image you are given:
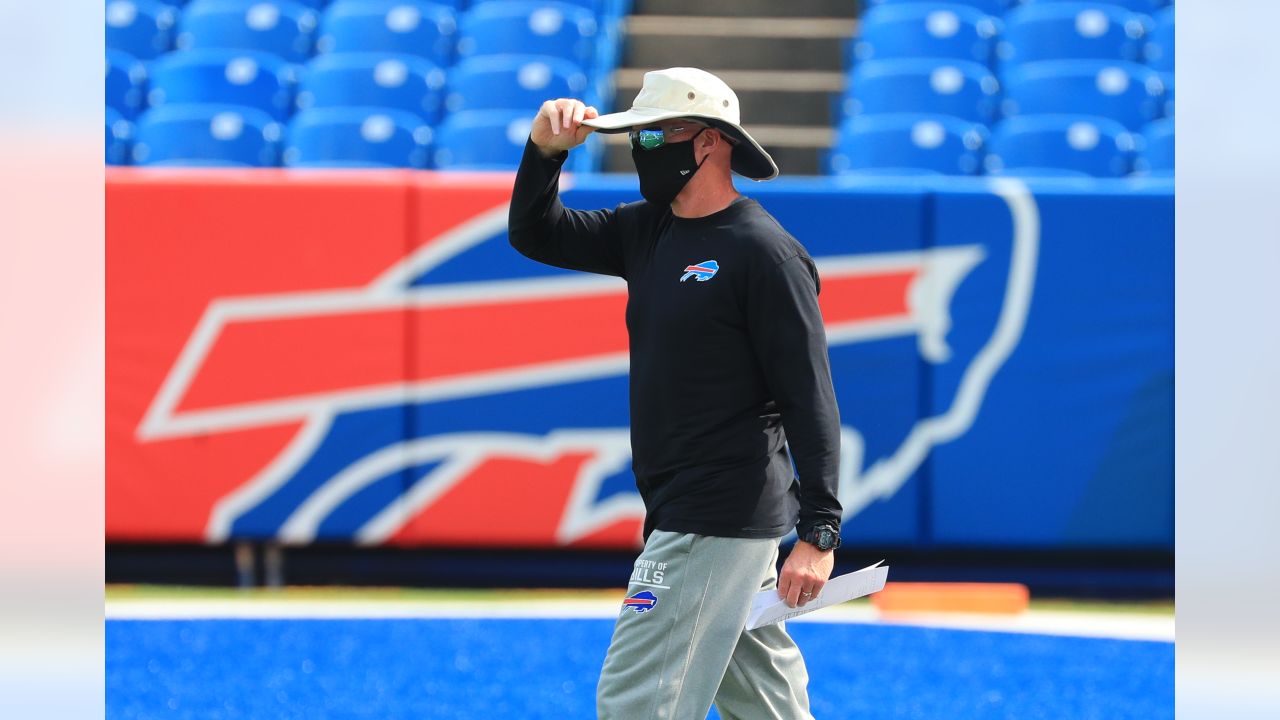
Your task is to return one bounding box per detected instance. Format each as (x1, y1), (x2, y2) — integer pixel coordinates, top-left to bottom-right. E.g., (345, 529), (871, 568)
(1136, 117), (1173, 175)
(1160, 71), (1173, 117)
(107, 50), (148, 119)
(1145, 6), (1174, 72)
(998, 3), (1149, 66)
(1015, 0), (1166, 14)
(1002, 60), (1165, 130)
(316, 1), (459, 67)
(843, 59), (1000, 124)
(432, 110), (534, 169)
(147, 49), (298, 120)
(296, 53), (446, 123)
(106, 107), (134, 165)
(985, 114), (1136, 177)
(852, 3), (1001, 66)
(105, 0), (178, 59)
(445, 55), (588, 114)
(175, 0), (320, 63)
(285, 107), (434, 167)
(828, 113), (988, 175)
(470, 0), (603, 10)
(860, 0), (1012, 16)
(174, 0), (335, 5)
(132, 104), (283, 166)
(456, 2), (599, 67)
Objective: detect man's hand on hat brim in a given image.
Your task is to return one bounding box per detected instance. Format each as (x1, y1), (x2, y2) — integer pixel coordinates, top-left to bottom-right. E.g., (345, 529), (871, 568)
(532, 98), (599, 158)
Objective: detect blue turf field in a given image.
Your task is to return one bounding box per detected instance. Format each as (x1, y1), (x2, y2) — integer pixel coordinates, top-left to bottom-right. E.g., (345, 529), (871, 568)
(107, 618), (1172, 719)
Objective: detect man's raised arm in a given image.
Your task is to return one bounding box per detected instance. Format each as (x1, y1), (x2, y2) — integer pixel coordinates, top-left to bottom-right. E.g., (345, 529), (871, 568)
(508, 98), (627, 278)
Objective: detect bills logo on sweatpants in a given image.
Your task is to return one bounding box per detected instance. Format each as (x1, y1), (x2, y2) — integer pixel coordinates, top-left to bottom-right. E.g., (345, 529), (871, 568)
(623, 590), (659, 614)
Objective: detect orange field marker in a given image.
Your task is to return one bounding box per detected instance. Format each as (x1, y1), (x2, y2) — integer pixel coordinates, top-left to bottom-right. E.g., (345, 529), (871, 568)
(871, 582), (1030, 616)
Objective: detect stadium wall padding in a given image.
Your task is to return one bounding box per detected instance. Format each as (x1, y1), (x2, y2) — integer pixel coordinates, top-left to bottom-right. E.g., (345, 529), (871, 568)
(107, 168), (1173, 551)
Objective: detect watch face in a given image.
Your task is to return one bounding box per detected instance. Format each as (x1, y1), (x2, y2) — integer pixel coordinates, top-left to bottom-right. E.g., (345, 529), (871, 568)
(818, 529), (834, 549)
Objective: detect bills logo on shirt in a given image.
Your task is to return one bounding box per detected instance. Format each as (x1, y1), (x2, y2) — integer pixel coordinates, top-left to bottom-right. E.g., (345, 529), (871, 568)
(680, 260), (719, 282)
(623, 590), (659, 614)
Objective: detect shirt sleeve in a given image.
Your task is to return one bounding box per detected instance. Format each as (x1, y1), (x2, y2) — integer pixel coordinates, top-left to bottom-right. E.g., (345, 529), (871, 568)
(747, 253), (844, 539)
(507, 138), (626, 278)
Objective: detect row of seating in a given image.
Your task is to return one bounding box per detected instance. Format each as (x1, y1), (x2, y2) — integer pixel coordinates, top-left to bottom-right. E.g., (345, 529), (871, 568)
(108, 49), (589, 123)
(131, 0), (619, 7)
(865, 0), (1171, 11)
(834, 0), (1173, 176)
(840, 58), (1171, 130)
(827, 113), (1172, 177)
(851, 1), (1175, 72)
(107, 0), (606, 67)
(107, 0), (625, 169)
(111, 103), (1174, 177)
(107, 104), (537, 168)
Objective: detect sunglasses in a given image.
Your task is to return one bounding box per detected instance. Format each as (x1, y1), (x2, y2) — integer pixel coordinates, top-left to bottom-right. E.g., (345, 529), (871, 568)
(628, 123), (706, 151)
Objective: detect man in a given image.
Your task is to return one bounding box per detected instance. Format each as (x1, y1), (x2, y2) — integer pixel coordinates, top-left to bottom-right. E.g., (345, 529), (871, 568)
(507, 67), (843, 719)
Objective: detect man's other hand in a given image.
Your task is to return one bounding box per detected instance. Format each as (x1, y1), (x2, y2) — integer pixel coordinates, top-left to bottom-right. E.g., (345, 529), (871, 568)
(777, 540), (835, 609)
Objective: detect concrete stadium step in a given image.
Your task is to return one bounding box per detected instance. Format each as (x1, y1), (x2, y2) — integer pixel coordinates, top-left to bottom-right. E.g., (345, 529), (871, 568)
(635, 0), (860, 18)
(623, 16), (856, 72)
(599, 125), (834, 176)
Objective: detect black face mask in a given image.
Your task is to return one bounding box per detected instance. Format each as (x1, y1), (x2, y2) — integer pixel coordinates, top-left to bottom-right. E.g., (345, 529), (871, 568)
(631, 128), (708, 206)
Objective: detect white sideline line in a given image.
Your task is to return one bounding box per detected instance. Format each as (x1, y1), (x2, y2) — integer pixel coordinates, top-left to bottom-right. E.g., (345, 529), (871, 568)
(105, 599), (1173, 642)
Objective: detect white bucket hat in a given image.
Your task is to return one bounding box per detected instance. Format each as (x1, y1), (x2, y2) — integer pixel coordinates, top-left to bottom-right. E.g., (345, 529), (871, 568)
(583, 67), (779, 181)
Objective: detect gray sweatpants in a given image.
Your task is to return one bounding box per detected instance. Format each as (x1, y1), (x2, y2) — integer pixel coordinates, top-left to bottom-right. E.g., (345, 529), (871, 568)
(596, 530), (814, 720)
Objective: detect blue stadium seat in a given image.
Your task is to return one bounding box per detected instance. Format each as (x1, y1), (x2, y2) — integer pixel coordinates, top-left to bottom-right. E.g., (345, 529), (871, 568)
(401, 0), (463, 7)
(147, 49), (298, 120)
(457, 2), (599, 67)
(1160, 71), (1173, 117)
(985, 114), (1136, 177)
(133, 104), (283, 166)
(470, 0), (603, 10)
(175, 0), (319, 63)
(828, 113), (988, 175)
(843, 59), (1000, 124)
(175, 0), (337, 6)
(106, 107), (134, 165)
(1136, 117), (1173, 175)
(852, 3), (1001, 67)
(296, 53), (446, 123)
(107, 50), (149, 119)
(445, 55), (588, 114)
(316, 1), (459, 67)
(861, 0), (1012, 16)
(106, 0), (178, 59)
(1016, 0), (1165, 14)
(1145, 6), (1174, 72)
(284, 107), (434, 167)
(1002, 60), (1165, 130)
(998, 3), (1149, 66)
(432, 110), (534, 169)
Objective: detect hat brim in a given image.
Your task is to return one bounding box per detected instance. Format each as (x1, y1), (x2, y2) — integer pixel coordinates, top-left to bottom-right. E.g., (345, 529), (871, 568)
(584, 108), (779, 181)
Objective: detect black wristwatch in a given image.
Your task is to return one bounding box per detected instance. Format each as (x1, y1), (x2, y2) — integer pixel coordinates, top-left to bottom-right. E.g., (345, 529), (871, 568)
(801, 524), (841, 551)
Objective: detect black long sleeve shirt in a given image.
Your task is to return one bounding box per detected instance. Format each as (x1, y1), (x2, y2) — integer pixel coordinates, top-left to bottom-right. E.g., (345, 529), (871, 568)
(508, 140), (842, 541)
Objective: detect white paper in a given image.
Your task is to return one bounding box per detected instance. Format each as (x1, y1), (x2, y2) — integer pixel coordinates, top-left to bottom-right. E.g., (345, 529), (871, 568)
(745, 561), (889, 630)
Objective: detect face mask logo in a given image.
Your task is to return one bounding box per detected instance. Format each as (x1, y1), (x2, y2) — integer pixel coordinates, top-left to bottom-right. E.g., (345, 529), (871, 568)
(631, 127), (708, 205)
